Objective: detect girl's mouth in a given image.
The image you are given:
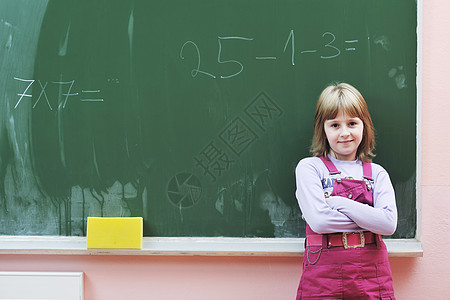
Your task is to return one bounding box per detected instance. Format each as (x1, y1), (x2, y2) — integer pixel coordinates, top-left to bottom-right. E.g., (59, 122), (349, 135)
(338, 140), (353, 144)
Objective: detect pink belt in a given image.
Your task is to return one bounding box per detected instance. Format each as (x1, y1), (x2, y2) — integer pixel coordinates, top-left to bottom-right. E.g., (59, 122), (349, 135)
(307, 231), (376, 249)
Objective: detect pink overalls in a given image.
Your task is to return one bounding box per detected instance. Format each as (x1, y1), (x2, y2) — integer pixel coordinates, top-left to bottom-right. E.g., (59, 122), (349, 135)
(296, 157), (395, 300)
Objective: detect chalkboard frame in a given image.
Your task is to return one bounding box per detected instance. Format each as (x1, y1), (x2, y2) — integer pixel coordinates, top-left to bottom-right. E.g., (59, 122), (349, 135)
(0, 236), (422, 257)
(0, 0), (422, 256)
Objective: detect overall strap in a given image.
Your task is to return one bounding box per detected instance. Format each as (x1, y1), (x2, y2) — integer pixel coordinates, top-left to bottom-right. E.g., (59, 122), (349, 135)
(320, 156), (373, 181)
(362, 162), (373, 181)
(319, 156), (340, 175)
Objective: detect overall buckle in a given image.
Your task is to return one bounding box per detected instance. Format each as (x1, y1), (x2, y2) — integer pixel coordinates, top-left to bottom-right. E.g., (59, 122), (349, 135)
(342, 231), (365, 249)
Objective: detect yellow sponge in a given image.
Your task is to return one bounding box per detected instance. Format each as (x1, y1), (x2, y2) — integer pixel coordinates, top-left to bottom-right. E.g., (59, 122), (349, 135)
(86, 217), (143, 249)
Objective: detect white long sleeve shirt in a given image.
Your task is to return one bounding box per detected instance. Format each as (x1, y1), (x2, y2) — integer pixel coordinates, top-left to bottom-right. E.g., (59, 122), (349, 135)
(295, 155), (397, 235)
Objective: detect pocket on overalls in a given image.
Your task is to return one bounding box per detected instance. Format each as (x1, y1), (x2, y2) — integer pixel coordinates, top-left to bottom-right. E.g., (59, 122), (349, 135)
(331, 178), (373, 206)
(299, 264), (343, 299)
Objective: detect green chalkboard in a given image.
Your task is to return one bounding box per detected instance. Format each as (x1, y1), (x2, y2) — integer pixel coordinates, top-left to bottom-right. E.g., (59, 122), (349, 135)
(0, 0), (417, 238)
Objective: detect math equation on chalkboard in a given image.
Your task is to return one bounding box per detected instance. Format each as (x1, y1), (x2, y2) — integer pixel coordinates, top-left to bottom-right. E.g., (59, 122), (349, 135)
(180, 30), (363, 79)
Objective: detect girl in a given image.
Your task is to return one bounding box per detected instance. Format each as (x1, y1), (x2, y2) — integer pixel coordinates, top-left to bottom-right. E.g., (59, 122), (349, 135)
(295, 83), (397, 299)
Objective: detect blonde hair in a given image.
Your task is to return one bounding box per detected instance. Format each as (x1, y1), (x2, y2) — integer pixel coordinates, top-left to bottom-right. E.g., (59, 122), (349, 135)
(310, 82), (375, 162)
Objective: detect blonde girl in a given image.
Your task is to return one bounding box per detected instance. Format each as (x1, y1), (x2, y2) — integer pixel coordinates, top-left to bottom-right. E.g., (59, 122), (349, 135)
(295, 83), (397, 299)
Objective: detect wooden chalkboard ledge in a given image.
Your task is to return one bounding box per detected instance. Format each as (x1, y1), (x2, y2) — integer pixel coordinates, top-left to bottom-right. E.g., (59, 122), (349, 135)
(0, 236), (423, 257)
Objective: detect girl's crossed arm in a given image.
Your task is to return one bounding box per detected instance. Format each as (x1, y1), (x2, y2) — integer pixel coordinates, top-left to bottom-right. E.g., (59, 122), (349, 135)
(295, 159), (361, 234)
(327, 167), (398, 235)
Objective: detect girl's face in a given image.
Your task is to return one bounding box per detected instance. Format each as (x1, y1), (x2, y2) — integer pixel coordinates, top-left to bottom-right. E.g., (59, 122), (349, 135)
(324, 110), (364, 161)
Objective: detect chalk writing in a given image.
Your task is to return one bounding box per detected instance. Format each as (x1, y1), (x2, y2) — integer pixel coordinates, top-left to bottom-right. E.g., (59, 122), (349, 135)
(53, 80), (77, 109)
(283, 30), (295, 65)
(181, 30), (360, 78)
(13, 77), (34, 109)
(80, 90), (104, 102)
(218, 36), (254, 79)
(345, 39), (359, 51)
(13, 77), (104, 109)
(34, 80), (52, 110)
(180, 41), (216, 78)
(255, 57), (277, 60)
(321, 32), (341, 59)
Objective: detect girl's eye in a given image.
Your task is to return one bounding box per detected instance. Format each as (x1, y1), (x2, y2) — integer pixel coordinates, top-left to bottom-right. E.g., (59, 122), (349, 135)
(331, 123), (339, 128)
(349, 122), (357, 126)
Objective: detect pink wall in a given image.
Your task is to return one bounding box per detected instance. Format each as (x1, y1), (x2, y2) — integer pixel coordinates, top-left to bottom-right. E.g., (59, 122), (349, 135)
(2, 1), (450, 299)
(0, 255), (301, 299)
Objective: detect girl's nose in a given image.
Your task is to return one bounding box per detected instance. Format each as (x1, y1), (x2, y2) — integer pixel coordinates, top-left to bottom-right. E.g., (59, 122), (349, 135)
(340, 126), (350, 136)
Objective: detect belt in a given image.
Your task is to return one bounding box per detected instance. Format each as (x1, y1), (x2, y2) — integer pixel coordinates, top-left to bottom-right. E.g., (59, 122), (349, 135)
(306, 231), (376, 249)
